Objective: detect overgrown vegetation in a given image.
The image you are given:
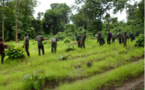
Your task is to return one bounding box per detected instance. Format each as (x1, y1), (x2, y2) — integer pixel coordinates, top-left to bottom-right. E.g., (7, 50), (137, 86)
(59, 54), (69, 60)
(0, 39), (144, 90)
(135, 34), (144, 47)
(65, 45), (75, 52)
(5, 44), (24, 60)
(22, 70), (44, 90)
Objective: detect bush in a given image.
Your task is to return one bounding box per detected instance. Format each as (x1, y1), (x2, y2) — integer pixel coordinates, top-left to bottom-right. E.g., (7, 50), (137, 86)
(5, 44), (24, 60)
(135, 34), (144, 47)
(22, 70), (44, 90)
(59, 54), (69, 60)
(54, 32), (66, 41)
(64, 38), (70, 43)
(65, 45), (75, 52)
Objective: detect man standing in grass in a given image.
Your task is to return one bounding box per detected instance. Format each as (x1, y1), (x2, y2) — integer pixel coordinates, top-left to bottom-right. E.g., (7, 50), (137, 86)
(123, 32), (128, 46)
(107, 30), (112, 44)
(51, 37), (57, 53)
(129, 33), (135, 42)
(35, 32), (45, 56)
(81, 31), (86, 49)
(118, 29), (122, 44)
(98, 31), (105, 46)
(112, 33), (115, 43)
(75, 33), (82, 48)
(0, 37), (8, 64)
(23, 33), (30, 57)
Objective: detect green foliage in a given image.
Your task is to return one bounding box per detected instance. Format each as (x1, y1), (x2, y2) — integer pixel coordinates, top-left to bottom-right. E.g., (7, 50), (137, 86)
(64, 38), (70, 43)
(5, 44), (24, 60)
(65, 45), (75, 52)
(54, 32), (66, 40)
(59, 54), (69, 60)
(43, 3), (71, 35)
(135, 34), (144, 47)
(43, 41), (48, 45)
(22, 70), (44, 90)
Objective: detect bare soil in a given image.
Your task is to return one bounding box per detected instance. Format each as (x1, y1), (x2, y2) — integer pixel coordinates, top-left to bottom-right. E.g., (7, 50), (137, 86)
(115, 76), (144, 90)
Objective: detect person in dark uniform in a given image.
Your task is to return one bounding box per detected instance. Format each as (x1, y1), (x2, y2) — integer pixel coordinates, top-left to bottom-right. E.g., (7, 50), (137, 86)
(107, 30), (112, 44)
(118, 29), (122, 44)
(112, 33), (115, 43)
(123, 32), (128, 46)
(0, 37), (8, 64)
(98, 31), (105, 46)
(129, 33), (135, 42)
(81, 31), (86, 49)
(51, 37), (57, 53)
(75, 33), (82, 48)
(23, 33), (30, 57)
(35, 32), (44, 55)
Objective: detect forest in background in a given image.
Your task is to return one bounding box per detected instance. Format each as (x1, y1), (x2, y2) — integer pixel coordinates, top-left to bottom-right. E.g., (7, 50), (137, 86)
(0, 0), (144, 41)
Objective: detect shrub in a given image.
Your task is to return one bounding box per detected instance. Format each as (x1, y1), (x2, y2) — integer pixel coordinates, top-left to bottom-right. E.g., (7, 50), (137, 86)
(54, 32), (66, 40)
(135, 34), (144, 47)
(64, 38), (70, 43)
(59, 54), (69, 60)
(5, 44), (24, 60)
(65, 45), (75, 52)
(22, 70), (44, 90)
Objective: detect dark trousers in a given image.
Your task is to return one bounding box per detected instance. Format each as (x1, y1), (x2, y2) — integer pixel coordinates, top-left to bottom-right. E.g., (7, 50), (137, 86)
(51, 43), (57, 53)
(112, 38), (115, 43)
(38, 45), (44, 55)
(25, 45), (30, 57)
(81, 41), (85, 49)
(1, 53), (5, 64)
(107, 38), (111, 44)
(118, 38), (122, 44)
(78, 42), (81, 48)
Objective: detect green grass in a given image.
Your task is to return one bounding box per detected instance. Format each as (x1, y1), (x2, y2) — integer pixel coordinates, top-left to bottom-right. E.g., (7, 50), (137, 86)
(0, 39), (144, 90)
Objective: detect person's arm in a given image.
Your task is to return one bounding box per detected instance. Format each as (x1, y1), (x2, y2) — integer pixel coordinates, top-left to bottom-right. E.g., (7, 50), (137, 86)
(23, 37), (25, 48)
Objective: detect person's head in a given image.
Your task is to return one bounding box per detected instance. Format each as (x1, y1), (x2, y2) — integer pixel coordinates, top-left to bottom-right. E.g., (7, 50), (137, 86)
(124, 32), (126, 35)
(75, 33), (78, 37)
(84, 31), (86, 34)
(25, 32), (27, 36)
(38, 32), (41, 35)
(0, 37), (3, 41)
(119, 29), (121, 32)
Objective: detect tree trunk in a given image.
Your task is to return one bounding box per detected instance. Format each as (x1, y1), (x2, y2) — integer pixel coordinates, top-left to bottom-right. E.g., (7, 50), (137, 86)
(15, 0), (18, 43)
(2, 0), (4, 42)
(107, 19), (110, 31)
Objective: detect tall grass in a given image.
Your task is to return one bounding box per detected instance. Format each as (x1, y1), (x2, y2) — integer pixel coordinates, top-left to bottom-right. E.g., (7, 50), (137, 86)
(0, 39), (144, 90)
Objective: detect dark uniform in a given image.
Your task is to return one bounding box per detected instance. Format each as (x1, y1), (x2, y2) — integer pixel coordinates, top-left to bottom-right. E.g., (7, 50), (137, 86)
(36, 33), (44, 55)
(129, 33), (135, 42)
(81, 32), (86, 49)
(112, 34), (115, 43)
(23, 33), (30, 56)
(123, 32), (128, 46)
(107, 31), (112, 44)
(118, 30), (122, 44)
(98, 31), (105, 46)
(75, 34), (82, 48)
(0, 37), (8, 64)
(51, 38), (57, 53)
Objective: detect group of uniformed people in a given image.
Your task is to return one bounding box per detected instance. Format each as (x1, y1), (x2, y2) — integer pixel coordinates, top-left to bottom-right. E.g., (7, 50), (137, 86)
(23, 32), (58, 57)
(0, 30), (136, 64)
(96, 29), (135, 46)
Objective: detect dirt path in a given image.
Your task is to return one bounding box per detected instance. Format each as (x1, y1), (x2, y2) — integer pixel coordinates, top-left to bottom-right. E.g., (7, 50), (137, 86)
(115, 76), (144, 90)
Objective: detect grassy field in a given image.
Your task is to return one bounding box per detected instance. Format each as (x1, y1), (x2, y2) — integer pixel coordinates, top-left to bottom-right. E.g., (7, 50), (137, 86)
(0, 38), (144, 90)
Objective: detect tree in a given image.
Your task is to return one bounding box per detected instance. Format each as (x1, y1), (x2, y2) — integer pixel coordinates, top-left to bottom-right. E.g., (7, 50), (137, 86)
(104, 13), (111, 31)
(37, 12), (44, 20)
(2, 0), (5, 42)
(0, 0), (38, 41)
(43, 3), (71, 35)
